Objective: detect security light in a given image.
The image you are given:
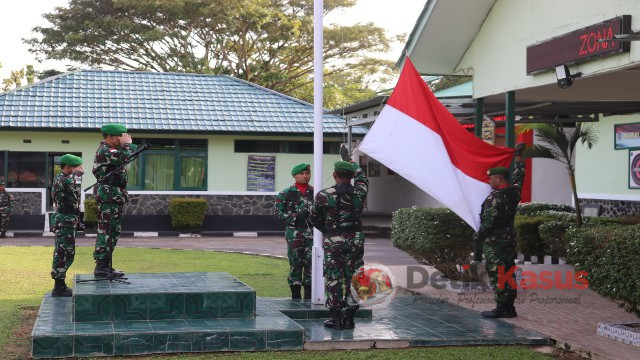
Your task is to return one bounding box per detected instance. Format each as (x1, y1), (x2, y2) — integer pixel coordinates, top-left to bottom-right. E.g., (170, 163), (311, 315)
(555, 64), (582, 89)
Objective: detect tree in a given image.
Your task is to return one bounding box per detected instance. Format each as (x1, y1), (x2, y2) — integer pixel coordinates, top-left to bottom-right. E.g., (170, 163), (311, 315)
(26, 0), (396, 106)
(0, 64), (37, 91)
(428, 75), (472, 92)
(520, 122), (598, 226)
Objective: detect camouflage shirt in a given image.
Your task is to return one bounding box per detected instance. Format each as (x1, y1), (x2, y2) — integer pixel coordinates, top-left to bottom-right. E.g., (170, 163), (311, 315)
(0, 190), (13, 214)
(92, 142), (138, 188)
(274, 185), (314, 229)
(477, 161), (525, 239)
(51, 171), (81, 228)
(52, 172), (81, 214)
(310, 163), (368, 236)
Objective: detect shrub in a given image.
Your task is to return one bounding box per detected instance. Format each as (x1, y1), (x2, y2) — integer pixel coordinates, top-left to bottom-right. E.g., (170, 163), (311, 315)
(614, 215), (640, 225)
(517, 202), (575, 216)
(391, 207), (475, 281)
(538, 221), (573, 257)
(584, 216), (624, 226)
(83, 199), (98, 230)
(528, 210), (576, 223)
(514, 215), (554, 256)
(566, 224), (640, 317)
(168, 198), (208, 231)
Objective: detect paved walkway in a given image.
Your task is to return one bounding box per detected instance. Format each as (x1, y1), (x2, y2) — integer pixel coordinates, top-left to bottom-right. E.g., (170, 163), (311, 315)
(2, 236), (638, 359)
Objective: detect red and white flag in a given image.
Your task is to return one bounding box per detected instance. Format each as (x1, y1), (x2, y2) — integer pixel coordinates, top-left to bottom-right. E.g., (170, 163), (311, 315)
(358, 57), (514, 231)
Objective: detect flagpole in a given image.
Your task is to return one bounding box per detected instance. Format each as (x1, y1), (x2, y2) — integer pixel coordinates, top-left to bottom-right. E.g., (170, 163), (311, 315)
(311, 0), (325, 305)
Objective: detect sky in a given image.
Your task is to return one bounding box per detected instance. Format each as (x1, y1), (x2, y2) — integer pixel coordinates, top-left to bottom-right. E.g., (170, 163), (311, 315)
(0, 0), (426, 79)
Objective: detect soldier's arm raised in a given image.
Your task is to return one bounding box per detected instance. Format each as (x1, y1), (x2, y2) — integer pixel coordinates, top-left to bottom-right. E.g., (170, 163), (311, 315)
(352, 162), (368, 204)
(99, 143), (139, 167)
(511, 160), (525, 191)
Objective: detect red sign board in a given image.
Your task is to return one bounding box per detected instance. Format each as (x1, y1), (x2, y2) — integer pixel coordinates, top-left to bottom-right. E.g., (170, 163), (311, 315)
(526, 16), (631, 74)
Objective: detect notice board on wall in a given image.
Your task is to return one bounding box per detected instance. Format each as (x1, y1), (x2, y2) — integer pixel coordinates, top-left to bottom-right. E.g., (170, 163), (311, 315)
(247, 155), (275, 192)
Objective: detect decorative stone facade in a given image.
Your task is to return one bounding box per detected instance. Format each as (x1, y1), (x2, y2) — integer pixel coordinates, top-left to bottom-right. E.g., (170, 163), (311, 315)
(579, 198), (640, 217)
(9, 191), (42, 215)
(110, 194), (277, 216)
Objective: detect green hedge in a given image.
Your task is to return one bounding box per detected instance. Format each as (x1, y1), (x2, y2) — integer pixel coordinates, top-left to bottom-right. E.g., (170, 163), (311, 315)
(168, 198), (208, 231)
(514, 215), (555, 256)
(566, 224), (640, 317)
(392, 208), (475, 281)
(538, 221), (573, 258)
(83, 199), (98, 229)
(516, 202), (575, 216)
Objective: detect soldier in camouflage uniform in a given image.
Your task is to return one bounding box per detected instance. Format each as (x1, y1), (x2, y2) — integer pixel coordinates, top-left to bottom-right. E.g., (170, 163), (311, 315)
(310, 146), (368, 330)
(0, 180), (13, 238)
(50, 154), (84, 297)
(474, 143), (525, 318)
(274, 163), (314, 300)
(92, 123), (137, 278)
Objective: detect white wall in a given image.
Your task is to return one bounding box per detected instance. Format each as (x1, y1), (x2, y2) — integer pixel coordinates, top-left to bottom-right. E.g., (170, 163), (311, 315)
(354, 152), (443, 214)
(531, 158), (572, 205)
(576, 113), (640, 201)
(457, 0), (640, 99)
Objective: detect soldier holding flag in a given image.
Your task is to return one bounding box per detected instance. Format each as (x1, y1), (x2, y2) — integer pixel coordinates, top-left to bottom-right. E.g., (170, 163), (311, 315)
(474, 143), (526, 318)
(310, 146), (368, 330)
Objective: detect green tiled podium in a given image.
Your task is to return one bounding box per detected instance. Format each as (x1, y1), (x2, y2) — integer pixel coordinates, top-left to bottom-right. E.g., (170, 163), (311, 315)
(32, 272), (548, 358)
(31, 272), (304, 358)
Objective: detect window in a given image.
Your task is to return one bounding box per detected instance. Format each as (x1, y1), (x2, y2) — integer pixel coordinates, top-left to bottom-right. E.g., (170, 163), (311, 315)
(127, 138), (207, 191)
(234, 140), (341, 154)
(7, 152), (46, 188)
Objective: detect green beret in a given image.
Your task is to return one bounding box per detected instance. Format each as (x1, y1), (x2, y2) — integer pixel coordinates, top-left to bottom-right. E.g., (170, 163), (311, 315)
(334, 161), (356, 175)
(101, 123), (127, 136)
(488, 167), (509, 176)
(0, 180), (4, 185)
(291, 163), (310, 175)
(60, 154), (83, 166)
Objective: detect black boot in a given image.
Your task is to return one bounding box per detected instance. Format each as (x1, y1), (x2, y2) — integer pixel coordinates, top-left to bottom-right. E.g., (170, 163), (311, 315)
(324, 308), (343, 330)
(303, 285), (312, 300)
(342, 306), (359, 329)
(94, 258), (111, 278)
(481, 303), (517, 318)
(290, 285), (302, 300)
(109, 266), (125, 278)
(52, 279), (72, 297)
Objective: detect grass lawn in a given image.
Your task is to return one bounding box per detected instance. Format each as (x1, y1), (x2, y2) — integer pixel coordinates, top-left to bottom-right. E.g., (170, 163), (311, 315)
(0, 246), (552, 359)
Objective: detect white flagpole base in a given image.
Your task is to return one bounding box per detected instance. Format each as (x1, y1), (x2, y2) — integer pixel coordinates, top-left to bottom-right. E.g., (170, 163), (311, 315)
(311, 229), (325, 305)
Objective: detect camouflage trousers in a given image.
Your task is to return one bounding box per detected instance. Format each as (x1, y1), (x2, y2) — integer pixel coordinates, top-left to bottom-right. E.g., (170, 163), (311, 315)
(93, 199), (124, 261)
(484, 232), (518, 306)
(322, 232), (365, 310)
(0, 213), (9, 232)
(286, 227), (313, 286)
(51, 226), (76, 280)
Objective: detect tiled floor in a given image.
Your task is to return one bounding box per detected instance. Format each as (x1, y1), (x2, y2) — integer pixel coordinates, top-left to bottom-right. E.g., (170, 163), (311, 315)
(33, 291), (548, 357)
(294, 296), (547, 346)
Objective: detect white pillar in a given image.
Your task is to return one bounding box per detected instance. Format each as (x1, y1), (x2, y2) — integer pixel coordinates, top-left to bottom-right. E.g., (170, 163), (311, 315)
(311, 0), (325, 305)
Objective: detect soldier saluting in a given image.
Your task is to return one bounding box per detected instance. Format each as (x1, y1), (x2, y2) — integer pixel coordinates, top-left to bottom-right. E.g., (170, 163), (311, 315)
(474, 143), (525, 318)
(0, 180), (13, 238)
(274, 163), (314, 300)
(92, 123), (137, 278)
(310, 146), (368, 330)
(50, 154), (84, 297)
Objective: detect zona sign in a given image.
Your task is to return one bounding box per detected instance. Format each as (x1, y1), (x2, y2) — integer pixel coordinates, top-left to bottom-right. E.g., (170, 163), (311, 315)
(527, 16), (631, 74)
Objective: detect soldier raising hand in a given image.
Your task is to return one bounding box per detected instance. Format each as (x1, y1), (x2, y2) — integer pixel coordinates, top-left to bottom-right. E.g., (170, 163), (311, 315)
(92, 123), (137, 278)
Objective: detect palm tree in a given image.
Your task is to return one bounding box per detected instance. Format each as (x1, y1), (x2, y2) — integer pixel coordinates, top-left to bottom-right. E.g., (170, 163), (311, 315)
(521, 122), (598, 226)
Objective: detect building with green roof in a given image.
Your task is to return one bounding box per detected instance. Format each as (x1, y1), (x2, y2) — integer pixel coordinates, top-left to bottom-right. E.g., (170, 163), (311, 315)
(0, 70), (361, 232)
